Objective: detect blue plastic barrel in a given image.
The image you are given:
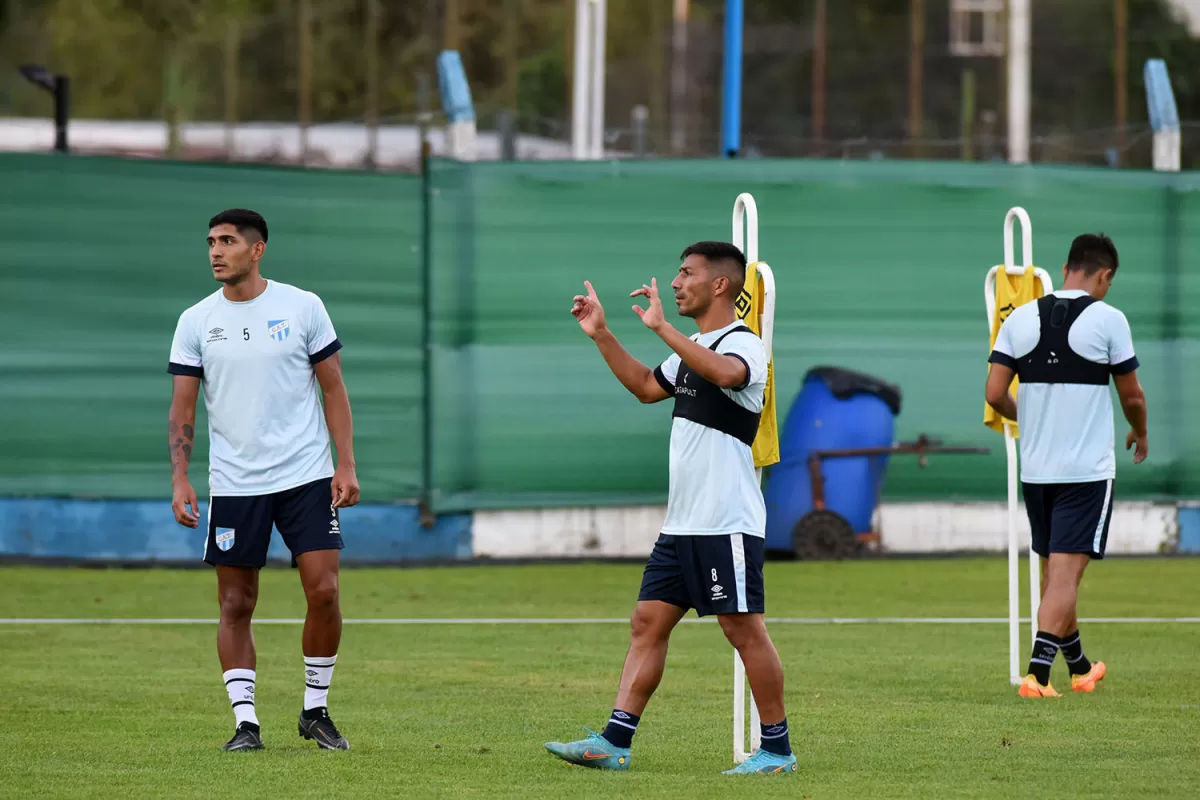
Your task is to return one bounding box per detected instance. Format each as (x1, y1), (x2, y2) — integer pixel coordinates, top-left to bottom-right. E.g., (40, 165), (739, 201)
(763, 367), (902, 551)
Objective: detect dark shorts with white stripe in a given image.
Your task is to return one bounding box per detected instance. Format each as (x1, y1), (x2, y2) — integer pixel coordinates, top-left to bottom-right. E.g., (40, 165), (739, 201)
(205, 478), (344, 569)
(1022, 479), (1114, 560)
(637, 533), (765, 617)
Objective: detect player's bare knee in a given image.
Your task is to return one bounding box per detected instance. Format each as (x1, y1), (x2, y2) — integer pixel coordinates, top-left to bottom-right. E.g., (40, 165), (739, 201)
(304, 574), (340, 612)
(218, 586), (257, 622)
(717, 614), (764, 651)
(629, 606), (669, 644)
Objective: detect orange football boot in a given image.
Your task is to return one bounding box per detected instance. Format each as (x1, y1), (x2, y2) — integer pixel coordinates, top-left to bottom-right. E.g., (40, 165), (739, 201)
(1070, 661), (1107, 693)
(1018, 675), (1062, 698)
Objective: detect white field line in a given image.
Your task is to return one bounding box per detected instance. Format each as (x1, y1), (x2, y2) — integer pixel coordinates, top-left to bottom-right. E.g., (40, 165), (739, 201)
(1, 616), (1198, 625)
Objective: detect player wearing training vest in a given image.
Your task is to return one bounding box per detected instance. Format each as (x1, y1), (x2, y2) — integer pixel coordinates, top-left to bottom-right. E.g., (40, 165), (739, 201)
(168, 209), (358, 751)
(985, 233), (1148, 699)
(545, 241), (797, 776)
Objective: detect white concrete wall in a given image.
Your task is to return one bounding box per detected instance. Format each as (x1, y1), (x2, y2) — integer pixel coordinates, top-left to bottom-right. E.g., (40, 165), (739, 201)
(472, 502), (1179, 559)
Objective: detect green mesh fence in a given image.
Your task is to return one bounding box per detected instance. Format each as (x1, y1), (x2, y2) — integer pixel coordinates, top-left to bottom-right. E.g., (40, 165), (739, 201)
(1, 153), (1194, 509)
(0, 153), (422, 501)
(426, 158), (1195, 510)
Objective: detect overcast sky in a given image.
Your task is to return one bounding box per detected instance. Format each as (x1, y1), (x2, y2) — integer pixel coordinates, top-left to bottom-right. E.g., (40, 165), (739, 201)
(1168, 0), (1200, 34)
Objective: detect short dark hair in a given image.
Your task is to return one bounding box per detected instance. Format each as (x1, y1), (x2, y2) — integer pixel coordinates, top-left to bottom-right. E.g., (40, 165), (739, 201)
(1066, 233), (1118, 276)
(209, 208), (268, 243)
(680, 241), (747, 296)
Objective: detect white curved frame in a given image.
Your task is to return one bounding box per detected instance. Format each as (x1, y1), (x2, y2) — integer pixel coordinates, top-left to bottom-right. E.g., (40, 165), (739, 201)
(731, 192), (773, 763)
(984, 207), (1054, 686)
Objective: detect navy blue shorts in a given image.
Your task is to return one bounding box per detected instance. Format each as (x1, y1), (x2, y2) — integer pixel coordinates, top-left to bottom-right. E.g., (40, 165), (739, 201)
(205, 478), (344, 569)
(638, 533), (765, 617)
(1023, 479), (1114, 560)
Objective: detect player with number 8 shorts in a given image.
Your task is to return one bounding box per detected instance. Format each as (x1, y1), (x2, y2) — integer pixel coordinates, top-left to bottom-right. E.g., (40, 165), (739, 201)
(544, 241), (797, 776)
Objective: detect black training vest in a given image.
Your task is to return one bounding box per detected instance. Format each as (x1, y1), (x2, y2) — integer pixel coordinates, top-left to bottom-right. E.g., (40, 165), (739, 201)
(1015, 295), (1110, 386)
(658, 326), (761, 446)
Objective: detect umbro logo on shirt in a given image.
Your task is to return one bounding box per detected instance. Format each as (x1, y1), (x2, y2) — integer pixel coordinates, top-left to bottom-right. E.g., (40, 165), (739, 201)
(206, 328), (227, 343)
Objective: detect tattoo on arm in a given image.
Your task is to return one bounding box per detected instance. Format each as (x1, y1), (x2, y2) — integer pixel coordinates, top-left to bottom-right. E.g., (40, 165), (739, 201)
(169, 421), (195, 476)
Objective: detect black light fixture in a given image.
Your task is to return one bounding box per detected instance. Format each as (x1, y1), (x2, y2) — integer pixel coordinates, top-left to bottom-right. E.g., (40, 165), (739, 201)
(19, 65), (70, 154)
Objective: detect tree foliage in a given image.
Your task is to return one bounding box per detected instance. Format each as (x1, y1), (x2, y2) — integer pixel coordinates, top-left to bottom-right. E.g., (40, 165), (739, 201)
(0, 0), (1198, 164)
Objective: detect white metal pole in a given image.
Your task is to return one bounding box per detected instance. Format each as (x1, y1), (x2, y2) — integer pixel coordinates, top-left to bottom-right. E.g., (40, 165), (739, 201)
(1006, 426), (1021, 684)
(1007, 0), (1031, 164)
(589, 0), (607, 160)
(571, 0), (591, 160)
(996, 207), (1049, 684)
(731, 192), (768, 762)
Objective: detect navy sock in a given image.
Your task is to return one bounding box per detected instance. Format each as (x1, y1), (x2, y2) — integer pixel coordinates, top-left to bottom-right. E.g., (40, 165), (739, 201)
(760, 718), (791, 756)
(601, 709), (639, 749)
(1059, 630), (1092, 675)
(1027, 631), (1060, 686)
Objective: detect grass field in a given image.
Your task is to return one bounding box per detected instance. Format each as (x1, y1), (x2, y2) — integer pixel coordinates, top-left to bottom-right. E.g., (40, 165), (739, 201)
(2, 557), (1198, 798)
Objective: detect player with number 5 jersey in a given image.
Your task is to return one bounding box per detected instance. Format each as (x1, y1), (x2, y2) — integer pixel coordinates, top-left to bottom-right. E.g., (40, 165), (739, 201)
(167, 209), (358, 752)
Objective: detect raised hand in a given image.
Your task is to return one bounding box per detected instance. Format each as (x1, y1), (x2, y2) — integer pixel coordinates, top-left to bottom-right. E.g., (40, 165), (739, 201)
(631, 278), (667, 332)
(571, 280), (608, 338)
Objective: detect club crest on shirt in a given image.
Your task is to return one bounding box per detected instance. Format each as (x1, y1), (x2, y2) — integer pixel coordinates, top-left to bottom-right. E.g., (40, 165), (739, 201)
(268, 319), (290, 341)
(215, 527), (236, 551)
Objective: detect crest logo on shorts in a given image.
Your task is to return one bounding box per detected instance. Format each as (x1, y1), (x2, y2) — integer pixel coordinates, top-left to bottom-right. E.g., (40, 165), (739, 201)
(215, 527), (236, 552)
(268, 319), (290, 341)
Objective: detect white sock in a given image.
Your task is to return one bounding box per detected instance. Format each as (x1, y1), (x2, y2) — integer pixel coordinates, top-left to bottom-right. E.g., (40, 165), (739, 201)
(304, 655), (337, 711)
(223, 668), (259, 728)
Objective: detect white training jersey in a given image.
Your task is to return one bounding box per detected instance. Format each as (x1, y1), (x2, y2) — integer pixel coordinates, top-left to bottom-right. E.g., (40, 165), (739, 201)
(168, 280), (342, 496)
(990, 289), (1138, 484)
(654, 320), (768, 537)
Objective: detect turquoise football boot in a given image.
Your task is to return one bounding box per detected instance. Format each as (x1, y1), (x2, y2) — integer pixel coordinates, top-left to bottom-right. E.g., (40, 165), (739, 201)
(544, 728), (631, 770)
(723, 748), (799, 775)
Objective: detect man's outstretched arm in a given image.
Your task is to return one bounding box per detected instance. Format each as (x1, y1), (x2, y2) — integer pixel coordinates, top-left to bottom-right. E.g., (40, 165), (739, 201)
(572, 280), (669, 404)
(591, 329), (670, 403)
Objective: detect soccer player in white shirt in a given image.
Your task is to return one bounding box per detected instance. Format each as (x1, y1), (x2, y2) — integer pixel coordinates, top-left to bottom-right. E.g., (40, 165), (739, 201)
(985, 233), (1148, 699)
(545, 242), (797, 776)
(167, 209), (358, 751)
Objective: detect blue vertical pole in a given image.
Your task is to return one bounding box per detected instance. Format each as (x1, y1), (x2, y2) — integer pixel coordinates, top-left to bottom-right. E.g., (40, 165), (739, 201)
(721, 0), (743, 158)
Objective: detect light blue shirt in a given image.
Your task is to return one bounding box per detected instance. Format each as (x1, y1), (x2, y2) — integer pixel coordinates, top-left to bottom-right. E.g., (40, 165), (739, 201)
(656, 321), (768, 537)
(169, 280), (342, 496)
(991, 290), (1137, 484)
